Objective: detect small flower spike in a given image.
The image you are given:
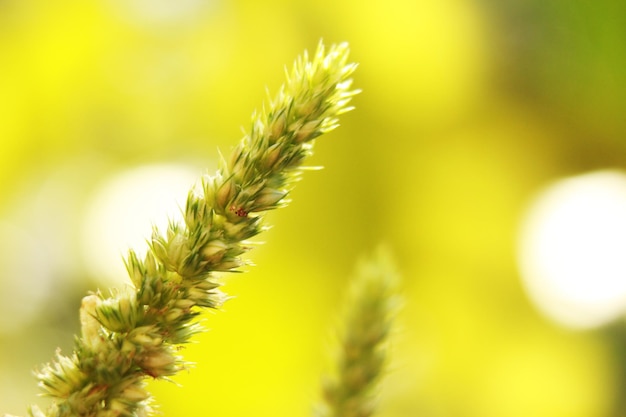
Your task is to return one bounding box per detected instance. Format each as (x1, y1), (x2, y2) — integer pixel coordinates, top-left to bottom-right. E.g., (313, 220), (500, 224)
(317, 247), (401, 417)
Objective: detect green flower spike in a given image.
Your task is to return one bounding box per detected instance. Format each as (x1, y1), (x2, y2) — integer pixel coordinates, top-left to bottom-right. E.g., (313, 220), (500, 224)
(24, 41), (358, 417)
(317, 248), (401, 417)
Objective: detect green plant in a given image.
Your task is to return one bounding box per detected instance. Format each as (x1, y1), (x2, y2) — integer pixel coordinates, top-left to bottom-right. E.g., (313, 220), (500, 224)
(6, 41), (399, 417)
(317, 247), (400, 417)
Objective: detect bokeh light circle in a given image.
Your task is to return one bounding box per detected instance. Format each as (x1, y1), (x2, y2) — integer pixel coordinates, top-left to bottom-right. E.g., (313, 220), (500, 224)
(0, 222), (55, 334)
(518, 170), (626, 329)
(106, 0), (215, 26)
(81, 164), (199, 286)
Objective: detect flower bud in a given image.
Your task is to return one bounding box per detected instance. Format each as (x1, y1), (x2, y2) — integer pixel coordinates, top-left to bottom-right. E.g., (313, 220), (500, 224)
(174, 299), (196, 310)
(94, 294), (138, 333)
(222, 220), (249, 239)
(128, 326), (162, 347)
(195, 279), (221, 291)
(120, 384), (150, 402)
(165, 232), (187, 270)
(294, 120), (321, 143)
(202, 240), (228, 263)
(187, 287), (207, 303)
(138, 348), (179, 378)
(36, 352), (84, 399)
(263, 144), (282, 171)
(213, 258), (243, 272)
(270, 112), (286, 140)
(108, 399), (131, 415)
(165, 308), (184, 323)
(124, 250), (145, 288)
(215, 179), (235, 211)
(252, 188), (287, 211)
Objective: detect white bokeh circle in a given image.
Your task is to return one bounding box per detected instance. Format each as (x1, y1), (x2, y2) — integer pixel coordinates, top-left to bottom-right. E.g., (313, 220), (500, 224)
(81, 164), (199, 286)
(518, 170), (626, 329)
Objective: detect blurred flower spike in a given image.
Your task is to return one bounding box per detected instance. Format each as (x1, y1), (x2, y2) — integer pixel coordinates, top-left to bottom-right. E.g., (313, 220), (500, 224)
(317, 246), (401, 417)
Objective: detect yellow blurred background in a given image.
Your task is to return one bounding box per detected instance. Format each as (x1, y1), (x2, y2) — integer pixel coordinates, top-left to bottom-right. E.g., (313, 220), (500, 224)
(2, 0), (626, 416)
